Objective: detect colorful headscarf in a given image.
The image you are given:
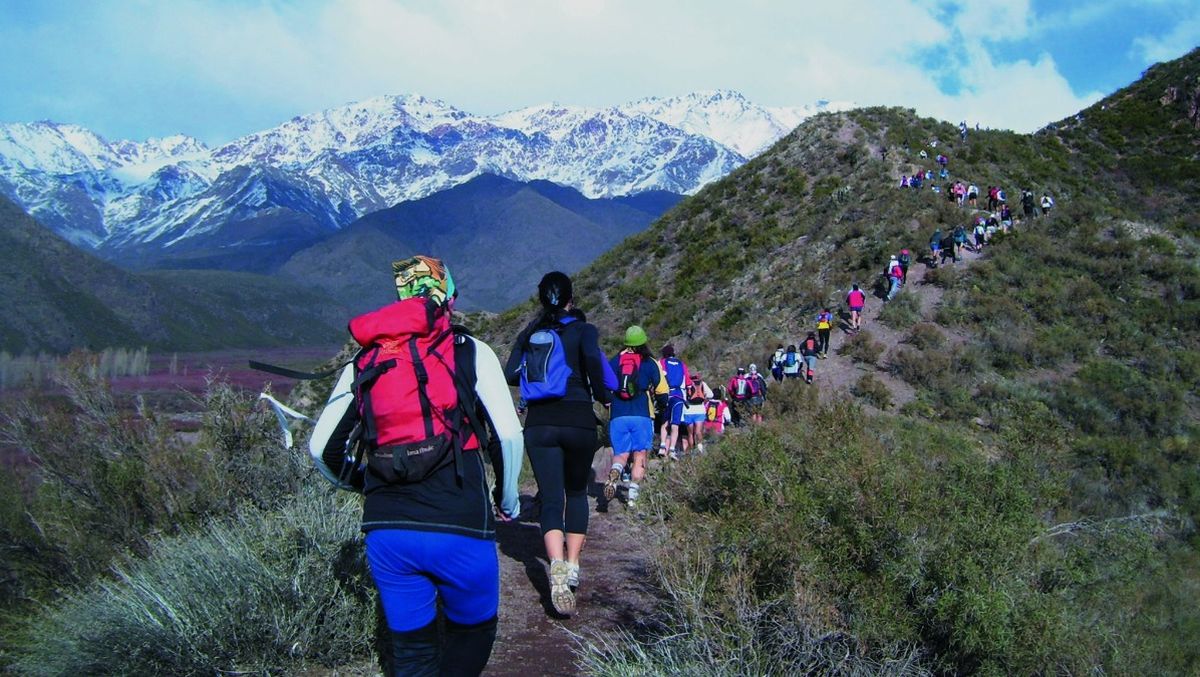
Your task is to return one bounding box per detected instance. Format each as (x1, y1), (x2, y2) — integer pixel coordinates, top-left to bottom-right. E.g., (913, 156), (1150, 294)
(392, 255), (456, 306)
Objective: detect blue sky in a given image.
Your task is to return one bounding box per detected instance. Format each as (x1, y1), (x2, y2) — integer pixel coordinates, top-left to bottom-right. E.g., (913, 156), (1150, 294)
(1, 0), (1197, 144)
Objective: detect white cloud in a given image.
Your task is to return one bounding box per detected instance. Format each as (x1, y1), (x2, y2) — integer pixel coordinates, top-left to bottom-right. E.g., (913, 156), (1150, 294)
(1132, 15), (1200, 63)
(0, 0), (1160, 139)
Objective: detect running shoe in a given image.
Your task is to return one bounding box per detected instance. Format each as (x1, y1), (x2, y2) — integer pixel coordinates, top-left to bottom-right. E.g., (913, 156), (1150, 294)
(549, 559), (575, 616)
(669, 451), (679, 461)
(566, 561), (580, 591)
(603, 466), (621, 500)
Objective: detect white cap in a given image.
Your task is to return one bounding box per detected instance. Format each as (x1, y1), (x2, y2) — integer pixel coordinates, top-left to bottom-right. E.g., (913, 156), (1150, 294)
(748, 364), (758, 373)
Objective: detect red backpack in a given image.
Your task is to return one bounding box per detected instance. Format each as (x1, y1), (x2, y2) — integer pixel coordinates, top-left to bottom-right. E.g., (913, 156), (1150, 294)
(349, 298), (483, 485)
(616, 351), (643, 400)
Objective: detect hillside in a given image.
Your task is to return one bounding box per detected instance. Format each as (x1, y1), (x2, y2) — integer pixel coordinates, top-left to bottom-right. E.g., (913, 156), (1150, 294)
(279, 174), (680, 313)
(0, 196), (346, 353)
(475, 49), (1200, 674)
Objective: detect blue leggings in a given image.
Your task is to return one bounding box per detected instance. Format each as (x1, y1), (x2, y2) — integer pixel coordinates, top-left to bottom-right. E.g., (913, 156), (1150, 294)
(365, 529), (499, 632)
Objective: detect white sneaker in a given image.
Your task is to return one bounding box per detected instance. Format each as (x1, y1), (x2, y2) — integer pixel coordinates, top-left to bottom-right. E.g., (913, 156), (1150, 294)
(566, 561), (580, 590)
(669, 451), (679, 461)
(549, 559), (575, 616)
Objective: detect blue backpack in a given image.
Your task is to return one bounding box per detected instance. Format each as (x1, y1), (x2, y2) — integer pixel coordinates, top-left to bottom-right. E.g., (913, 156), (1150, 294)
(663, 357), (686, 392)
(519, 321), (574, 402)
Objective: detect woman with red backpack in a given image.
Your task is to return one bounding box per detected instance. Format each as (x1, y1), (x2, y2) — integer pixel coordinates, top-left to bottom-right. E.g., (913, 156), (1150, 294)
(505, 271), (613, 617)
(309, 256), (523, 676)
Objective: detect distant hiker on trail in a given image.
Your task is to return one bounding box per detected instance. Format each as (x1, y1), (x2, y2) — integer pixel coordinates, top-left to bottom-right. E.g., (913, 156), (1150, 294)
(960, 120), (968, 142)
(940, 232), (958, 266)
(1000, 203), (1014, 231)
(898, 249), (912, 284)
(309, 255), (523, 676)
(658, 344), (690, 461)
(846, 284), (866, 332)
(1022, 190), (1036, 218)
(728, 367), (762, 423)
(816, 308), (835, 357)
(683, 372), (713, 455)
(800, 332), (819, 384)
(770, 344), (786, 382)
(747, 364), (767, 422)
(899, 175), (910, 188)
(967, 184), (979, 207)
(1041, 193), (1055, 216)
(885, 255), (903, 301)
(881, 145), (889, 161)
(505, 271), (613, 617)
(929, 228), (944, 268)
(704, 386), (732, 437)
(605, 325), (660, 509)
(782, 344), (802, 377)
(987, 186), (998, 211)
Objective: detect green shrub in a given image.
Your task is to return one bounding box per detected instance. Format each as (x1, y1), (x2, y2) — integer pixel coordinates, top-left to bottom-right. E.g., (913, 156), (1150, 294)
(878, 291), (923, 329)
(839, 330), (885, 365)
(852, 372), (894, 410)
(906, 322), (946, 351)
(8, 486), (376, 676)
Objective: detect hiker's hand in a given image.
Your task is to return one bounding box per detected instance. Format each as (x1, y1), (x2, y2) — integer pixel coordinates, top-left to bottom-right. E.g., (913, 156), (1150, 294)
(495, 506), (515, 522)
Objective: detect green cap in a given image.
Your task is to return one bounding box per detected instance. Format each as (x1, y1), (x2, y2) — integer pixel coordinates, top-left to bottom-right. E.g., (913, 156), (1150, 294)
(624, 325), (648, 347)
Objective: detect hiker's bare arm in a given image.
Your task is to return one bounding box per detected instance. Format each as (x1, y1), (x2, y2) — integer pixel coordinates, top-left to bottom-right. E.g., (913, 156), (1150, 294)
(470, 337), (523, 519)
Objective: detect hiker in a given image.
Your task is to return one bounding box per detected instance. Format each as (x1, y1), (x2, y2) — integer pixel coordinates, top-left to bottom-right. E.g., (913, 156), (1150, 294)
(770, 344), (786, 383)
(309, 255), (523, 676)
(987, 186), (998, 211)
(800, 332), (820, 384)
(728, 367), (755, 421)
(973, 218), (987, 251)
(939, 232), (958, 266)
(1040, 193), (1055, 216)
(898, 249), (912, 284)
(967, 183), (979, 207)
(952, 224), (968, 259)
(881, 145), (888, 161)
(505, 271), (613, 617)
(605, 325), (660, 509)
(899, 175), (910, 189)
(885, 255), (903, 301)
(846, 284), (866, 332)
(1022, 189), (1036, 218)
(816, 308), (834, 357)
(658, 344), (691, 460)
(782, 344), (802, 378)
(683, 372), (713, 455)
(747, 364), (767, 423)
(929, 228), (943, 268)
(1000, 203), (1014, 231)
(703, 386), (732, 437)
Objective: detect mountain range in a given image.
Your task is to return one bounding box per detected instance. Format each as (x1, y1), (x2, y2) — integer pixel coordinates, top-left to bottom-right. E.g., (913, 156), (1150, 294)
(0, 91), (852, 268)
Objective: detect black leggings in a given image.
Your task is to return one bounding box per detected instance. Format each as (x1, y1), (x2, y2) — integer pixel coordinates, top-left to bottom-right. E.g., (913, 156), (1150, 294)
(818, 328), (831, 354)
(526, 425), (597, 535)
(389, 616), (498, 677)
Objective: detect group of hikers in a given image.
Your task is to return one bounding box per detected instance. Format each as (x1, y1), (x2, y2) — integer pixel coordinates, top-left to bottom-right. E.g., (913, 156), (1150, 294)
(303, 260), (856, 675)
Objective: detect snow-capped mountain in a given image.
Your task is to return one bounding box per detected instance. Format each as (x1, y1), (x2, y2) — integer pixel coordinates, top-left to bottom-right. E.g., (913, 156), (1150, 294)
(0, 91), (853, 263)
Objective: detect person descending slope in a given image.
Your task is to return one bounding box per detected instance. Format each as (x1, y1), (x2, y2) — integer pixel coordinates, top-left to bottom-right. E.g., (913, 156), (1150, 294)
(770, 344), (786, 383)
(658, 345), (691, 461)
(800, 332), (820, 384)
(309, 255), (523, 677)
(816, 308), (835, 358)
(605, 325), (660, 509)
(505, 271), (612, 617)
(847, 284), (867, 332)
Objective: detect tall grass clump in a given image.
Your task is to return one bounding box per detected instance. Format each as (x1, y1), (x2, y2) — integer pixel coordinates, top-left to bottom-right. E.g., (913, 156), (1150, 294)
(877, 290), (923, 329)
(8, 485), (375, 676)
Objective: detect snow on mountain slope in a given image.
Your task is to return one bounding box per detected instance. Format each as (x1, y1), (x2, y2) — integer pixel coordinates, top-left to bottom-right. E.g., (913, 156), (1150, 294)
(0, 91), (853, 256)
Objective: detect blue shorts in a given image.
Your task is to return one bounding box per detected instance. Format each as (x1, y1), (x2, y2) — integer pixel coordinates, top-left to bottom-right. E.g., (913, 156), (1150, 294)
(365, 529), (498, 632)
(610, 416), (653, 454)
(668, 397), (686, 426)
(849, 305), (863, 313)
(683, 413), (706, 425)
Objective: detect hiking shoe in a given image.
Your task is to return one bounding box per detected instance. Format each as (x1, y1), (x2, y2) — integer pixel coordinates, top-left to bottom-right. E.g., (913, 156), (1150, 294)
(603, 466), (620, 501)
(566, 561), (580, 591)
(669, 451), (679, 461)
(549, 560), (575, 616)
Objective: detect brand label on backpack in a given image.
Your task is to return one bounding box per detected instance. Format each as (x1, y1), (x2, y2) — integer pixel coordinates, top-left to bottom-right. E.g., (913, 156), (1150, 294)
(734, 376), (750, 399)
(663, 357), (686, 390)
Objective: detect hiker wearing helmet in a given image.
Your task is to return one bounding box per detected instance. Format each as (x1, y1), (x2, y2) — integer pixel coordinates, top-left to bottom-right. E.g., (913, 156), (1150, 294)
(605, 325), (660, 509)
(505, 271), (613, 617)
(309, 255), (524, 676)
(657, 344), (691, 460)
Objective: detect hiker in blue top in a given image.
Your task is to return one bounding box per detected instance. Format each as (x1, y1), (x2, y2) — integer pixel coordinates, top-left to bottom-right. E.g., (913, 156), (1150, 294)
(658, 345), (691, 460)
(605, 325), (660, 508)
